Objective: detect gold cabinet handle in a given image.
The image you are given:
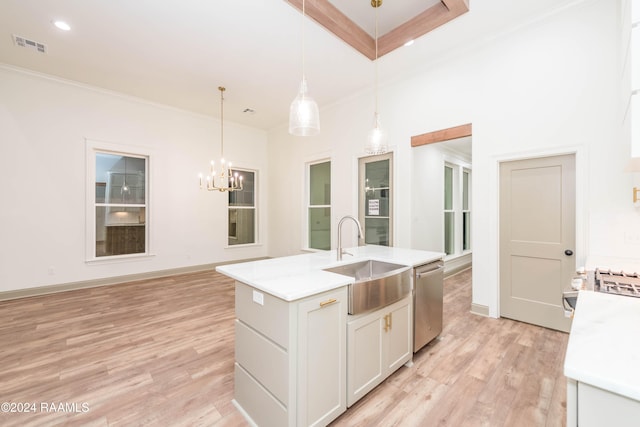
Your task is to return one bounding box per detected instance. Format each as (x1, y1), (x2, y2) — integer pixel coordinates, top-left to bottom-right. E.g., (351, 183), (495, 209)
(383, 313), (393, 332)
(319, 298), (337, 308)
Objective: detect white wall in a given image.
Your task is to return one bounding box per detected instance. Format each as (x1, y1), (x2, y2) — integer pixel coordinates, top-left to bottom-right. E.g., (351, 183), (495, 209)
(268, 0), (638, 317)
(0, 67), (268, 292)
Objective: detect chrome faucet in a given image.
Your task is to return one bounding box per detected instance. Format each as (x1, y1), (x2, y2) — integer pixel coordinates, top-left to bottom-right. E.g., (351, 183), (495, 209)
(337, 215), (364, 261)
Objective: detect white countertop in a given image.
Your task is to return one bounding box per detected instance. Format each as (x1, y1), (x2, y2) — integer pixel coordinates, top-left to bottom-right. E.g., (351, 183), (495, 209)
(216, 245), (444, 301)
(564, 291), (640, 401)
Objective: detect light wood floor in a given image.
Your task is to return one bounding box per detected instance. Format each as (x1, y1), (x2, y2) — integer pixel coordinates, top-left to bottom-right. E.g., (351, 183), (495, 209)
(0, 268), (568, 426)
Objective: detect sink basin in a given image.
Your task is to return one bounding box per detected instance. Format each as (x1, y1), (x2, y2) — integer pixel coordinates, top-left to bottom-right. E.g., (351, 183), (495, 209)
(324, 260), (411, 315)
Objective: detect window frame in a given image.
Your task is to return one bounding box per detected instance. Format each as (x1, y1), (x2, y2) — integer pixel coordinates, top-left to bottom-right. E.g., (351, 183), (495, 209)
(443, 159), (472, 258)
(305, 159), (332, 251)
(462, 167), (472, 252)
(85, 139), (153, 263)
(359, 152), (394, 247)
(227, 167), (258, 247)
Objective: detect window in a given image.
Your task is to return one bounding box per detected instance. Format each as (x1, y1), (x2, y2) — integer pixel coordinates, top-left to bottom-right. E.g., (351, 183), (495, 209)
(444, 165), (454, 255)
(228, 169), (256, 246)
(359, 153), (393, 246)
(463, 169), (471, 251)
(308, 161), (331, 250)
(444, 162), (471, 256)
(94, 152), (147, 258)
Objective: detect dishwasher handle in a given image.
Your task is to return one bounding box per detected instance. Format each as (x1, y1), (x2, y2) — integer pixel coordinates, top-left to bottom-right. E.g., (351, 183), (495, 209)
(415, 261), (444, 278)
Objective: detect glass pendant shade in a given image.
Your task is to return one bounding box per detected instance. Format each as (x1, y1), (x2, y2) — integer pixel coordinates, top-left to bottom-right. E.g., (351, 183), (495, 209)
(365, 112), (388, 155)
(289, 77), (320, 136)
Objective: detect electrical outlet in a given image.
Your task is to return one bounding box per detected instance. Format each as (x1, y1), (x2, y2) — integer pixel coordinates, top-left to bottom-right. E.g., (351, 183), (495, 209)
(252, 290), (264, 306)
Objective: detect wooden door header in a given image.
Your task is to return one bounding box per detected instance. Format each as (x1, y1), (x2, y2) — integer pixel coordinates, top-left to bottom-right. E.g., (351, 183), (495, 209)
(411, 123), (472, 147)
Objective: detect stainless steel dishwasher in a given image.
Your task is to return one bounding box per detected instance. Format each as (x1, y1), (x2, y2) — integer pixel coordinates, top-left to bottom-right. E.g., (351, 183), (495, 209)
(413, 260), (444, 352)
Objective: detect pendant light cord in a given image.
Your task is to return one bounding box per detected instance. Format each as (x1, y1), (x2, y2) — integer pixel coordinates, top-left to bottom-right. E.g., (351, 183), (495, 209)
(374, 2), (379, 116)
(219, 86), (225, 159)
(301, 0), (306, 81)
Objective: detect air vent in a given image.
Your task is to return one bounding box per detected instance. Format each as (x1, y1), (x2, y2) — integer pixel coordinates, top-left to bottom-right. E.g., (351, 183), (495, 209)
(12, 34), (47, 54)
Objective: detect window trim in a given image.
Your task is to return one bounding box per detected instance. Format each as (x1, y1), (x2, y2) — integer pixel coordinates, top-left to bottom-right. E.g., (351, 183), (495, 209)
(443, 158), (472, 259)
(359, 152), (394, 247)
(305, 159), (332, 252)
(85, 138), (154, 263)
(462, 167), (472, 252)
(226, 167), (259, 248)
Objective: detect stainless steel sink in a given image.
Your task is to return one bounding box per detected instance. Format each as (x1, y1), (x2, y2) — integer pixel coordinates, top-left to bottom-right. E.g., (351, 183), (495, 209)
(324, 260), (411, 315)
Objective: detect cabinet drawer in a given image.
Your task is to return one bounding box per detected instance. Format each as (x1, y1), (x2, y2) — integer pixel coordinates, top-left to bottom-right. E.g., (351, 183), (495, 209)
(235, 363), (288, 427)
(235, 319), (288, 405)
(235, 281), (289, 349)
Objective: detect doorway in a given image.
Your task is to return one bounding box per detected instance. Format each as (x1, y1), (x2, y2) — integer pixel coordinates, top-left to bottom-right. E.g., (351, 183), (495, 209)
(499, 154), (575, 332)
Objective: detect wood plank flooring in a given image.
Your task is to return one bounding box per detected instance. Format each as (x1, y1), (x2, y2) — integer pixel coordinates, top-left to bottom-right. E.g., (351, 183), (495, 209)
(0, 267), (568, 426)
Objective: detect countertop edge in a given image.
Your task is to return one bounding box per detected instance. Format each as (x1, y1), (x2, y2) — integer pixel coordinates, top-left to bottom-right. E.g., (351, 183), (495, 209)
(216, 247), (444, 302)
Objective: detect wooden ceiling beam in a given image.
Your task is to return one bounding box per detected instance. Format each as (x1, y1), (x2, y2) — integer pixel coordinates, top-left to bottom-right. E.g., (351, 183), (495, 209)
(411, 123), (472, 147)
(378, 0), (469, 57)
(285, 0), (375, 60)
(284, 0), (470, 61)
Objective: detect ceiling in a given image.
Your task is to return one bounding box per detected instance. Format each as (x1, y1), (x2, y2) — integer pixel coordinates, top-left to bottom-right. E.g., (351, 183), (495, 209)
(0, 0), (580, 131)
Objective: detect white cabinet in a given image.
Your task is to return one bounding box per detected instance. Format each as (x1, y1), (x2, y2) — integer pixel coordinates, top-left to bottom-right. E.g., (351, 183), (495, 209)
(234, 281), (347, 427)
(297, 290), (347, 426)
(346, 296), (412, 407)
(567, 379), (640, 427)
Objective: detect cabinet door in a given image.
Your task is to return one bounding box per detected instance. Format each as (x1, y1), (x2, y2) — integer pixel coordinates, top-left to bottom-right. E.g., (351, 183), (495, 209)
(577, 382), (640, 427)
(347, 296), (413, 407)
(384, 298), (412, 373)
(347, 309), (384, 407)
(297, 287), (347, 427)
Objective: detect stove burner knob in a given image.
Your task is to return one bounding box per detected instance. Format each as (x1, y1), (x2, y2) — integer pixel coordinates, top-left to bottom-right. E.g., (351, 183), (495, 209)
(565, 249), (574, 256)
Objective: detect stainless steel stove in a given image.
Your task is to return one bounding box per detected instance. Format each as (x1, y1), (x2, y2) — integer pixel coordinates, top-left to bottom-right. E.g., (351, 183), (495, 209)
(595, 268), (640, 297)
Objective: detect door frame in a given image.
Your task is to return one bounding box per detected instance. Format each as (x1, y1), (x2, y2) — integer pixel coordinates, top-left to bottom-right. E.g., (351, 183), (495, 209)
(490, 146), (587, 318)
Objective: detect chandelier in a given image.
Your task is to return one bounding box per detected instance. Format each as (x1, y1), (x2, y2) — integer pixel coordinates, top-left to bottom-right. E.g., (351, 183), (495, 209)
(199, 86), (243, 192)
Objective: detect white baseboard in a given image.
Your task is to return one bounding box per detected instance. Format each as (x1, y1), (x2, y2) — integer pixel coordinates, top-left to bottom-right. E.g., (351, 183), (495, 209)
(471, 303), (490, 317)
(0, 258), (268, 302)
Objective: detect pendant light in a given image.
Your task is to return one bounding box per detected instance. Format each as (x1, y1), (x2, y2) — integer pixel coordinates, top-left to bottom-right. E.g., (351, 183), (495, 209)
(365, 0), (388, 155)
(199, 86), (243, 192)
(289, 0), (320, 136)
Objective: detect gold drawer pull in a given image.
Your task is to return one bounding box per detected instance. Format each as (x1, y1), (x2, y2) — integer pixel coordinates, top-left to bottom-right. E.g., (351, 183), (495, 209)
(320, 298), (337, 308)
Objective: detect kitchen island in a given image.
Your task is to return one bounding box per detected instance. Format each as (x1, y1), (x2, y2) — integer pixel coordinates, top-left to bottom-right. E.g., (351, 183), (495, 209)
(216, 245), (443, 427)
(564, 291), (640, 426)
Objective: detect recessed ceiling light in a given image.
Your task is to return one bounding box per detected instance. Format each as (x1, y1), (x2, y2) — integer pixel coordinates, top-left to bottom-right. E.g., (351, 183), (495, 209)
(404, 40), (414, 47)
(53, 21), (71, 31)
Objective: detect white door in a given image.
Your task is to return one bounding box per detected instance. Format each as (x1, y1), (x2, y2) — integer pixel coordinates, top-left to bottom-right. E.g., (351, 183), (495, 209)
(499, 154), (575, 332)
